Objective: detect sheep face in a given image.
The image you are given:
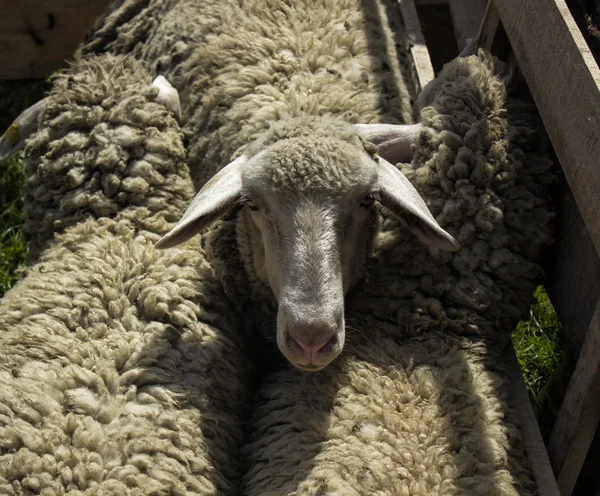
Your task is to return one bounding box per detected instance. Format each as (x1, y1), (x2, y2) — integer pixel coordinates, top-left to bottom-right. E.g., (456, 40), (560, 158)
(156, 116), (459, 370)
(239, 137), (380, 370)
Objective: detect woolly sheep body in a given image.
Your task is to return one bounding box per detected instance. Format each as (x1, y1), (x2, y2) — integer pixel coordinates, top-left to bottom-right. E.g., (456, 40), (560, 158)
(78, 0), (419, 185)
(0, 55), (252, 495)
(76, 0), (468, 373)
(240, 54), (554, 495)
(75, 2), (555, 493)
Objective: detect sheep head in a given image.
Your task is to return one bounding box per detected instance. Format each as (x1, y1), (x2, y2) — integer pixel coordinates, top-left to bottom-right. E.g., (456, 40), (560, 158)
(157, 116), (458, 371)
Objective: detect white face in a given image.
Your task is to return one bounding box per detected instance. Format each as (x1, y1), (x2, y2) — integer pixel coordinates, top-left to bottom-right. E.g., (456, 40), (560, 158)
(237, 136), (380, 371)
(240, 182), (378, 371)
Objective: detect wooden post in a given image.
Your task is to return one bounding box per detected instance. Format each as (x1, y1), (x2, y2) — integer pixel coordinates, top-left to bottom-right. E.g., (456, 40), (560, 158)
(399, 0), (435, 89)
(447, 0), (488, 50)
(476, 1), (500, 52)
(493, 0), (600, 492)
(493, 0), (600, 261)
(505, 343), (562, 496)
(548, 300), (600, 495)
(0, 0), (112, 80)
(545, 182), (600, 355)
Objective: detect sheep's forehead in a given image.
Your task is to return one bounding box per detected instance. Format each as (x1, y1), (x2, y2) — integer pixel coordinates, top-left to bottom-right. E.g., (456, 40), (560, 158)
(246, 137), (376, 194)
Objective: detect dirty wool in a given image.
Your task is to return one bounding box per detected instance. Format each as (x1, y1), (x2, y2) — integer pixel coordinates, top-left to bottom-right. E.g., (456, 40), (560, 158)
(241, 54), (554, 496)
(0, 55), (252, 495)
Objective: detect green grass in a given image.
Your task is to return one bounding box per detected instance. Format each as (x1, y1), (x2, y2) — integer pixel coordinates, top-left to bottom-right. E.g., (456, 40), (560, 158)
(0, 77), (54, 296)
(512, 286), (565, 399)
(512, 286), (567, 437)
(0, 152), (28, 295)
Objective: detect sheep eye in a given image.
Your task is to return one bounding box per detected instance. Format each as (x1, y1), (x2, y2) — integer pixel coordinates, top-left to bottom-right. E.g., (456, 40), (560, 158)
(360, 194), (375, 208)
(245, 200), (260, 212)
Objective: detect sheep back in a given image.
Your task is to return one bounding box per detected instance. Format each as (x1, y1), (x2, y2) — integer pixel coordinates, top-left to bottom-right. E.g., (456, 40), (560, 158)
(77, 0), (419, 188)
(0, 54), (253, 496)
(241, 52), (554, 496)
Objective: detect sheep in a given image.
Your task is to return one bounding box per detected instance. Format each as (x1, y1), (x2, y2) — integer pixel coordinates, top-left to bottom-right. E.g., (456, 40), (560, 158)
(71, 0), (554, 490)
(239, 51), (555, 495)
(0, 54), (253, 495)
(1, 1), (555, 494)
(77, 0), (463, 372)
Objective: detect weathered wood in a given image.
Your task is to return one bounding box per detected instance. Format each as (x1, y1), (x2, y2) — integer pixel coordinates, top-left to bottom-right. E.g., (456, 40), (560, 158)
(494, 0), (600, 261)
(477, 1), (500, 51)
(548, 299), (600, 496)
(399, 0), (435, 89)
(545, 179), (600, 354)
(494, 3), (600, 489)
(504, 343), (561, 496)
(0, 0), (112, 80)
(448, 0), (488, 50)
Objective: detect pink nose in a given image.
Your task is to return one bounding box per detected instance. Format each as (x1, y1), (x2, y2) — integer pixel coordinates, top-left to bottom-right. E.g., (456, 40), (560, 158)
(291, 335), (335, 355)
(286, 320), (338, 363)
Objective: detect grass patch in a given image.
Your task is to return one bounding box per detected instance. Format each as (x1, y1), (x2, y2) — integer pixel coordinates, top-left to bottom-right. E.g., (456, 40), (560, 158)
(512, 286), (565, 402)
(0, 153), (28, 295)
(0, 77), (54, 297)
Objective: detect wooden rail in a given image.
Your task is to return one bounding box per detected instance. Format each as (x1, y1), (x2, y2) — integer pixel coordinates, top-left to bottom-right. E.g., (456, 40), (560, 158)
(447, 0), (488, 50)
(505, 343), (561, 496)
(0, 0), (112, 80)
(494, 0), (600, 260)
(399, 0), (435, 89)
(548, 301), (600, 494)
(492, 0), (600, 494)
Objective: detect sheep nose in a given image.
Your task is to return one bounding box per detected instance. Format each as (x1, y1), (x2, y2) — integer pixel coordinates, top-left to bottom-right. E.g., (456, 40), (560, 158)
(290, 333), (336, 356)
(286, 319), (338, 365)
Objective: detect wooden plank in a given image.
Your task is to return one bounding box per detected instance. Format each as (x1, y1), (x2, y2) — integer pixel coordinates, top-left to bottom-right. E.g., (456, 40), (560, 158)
(477, 1), (500, 52)
(504, 343), (561, 496)
(447, 0), (488, 50)
(454, 0), (501, 56)
(0, 0), (112, 80)
(494, 0), (600, 261)
(399, 0), (435, 89)
(545, 179), (600, 354)
(548, 300), (600, 496)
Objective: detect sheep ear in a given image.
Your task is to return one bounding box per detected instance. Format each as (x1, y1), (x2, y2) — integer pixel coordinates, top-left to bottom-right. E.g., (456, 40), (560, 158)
(354, 123), (421, 165)
(156, 155), (246, 249)
(375, 156), (460, 252)
(152, 75), (182, 122)
(0, 97), (49, 161)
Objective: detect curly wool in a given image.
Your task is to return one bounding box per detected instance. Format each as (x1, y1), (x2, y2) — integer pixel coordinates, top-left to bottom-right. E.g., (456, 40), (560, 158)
(0, 55), (252, 495)
(241, 53), (554, 496)
(23, 55), (191, 259)
(78, 3), (555, 494)
(78, 0), (419, 186)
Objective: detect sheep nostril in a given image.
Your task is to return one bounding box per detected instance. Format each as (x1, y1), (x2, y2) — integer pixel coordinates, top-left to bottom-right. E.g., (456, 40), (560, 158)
(289, 333), (337, 356)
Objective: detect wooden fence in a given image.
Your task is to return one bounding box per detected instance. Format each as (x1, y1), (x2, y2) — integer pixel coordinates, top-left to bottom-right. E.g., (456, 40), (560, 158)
(1, 0), (598, 494)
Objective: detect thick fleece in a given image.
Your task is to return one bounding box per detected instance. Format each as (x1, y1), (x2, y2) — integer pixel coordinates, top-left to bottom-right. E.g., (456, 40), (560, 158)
(78, 0), (420, 186)
(77, 2), (555, 493)
(241, 53), (555, 495)
(0, 55), (252, 495)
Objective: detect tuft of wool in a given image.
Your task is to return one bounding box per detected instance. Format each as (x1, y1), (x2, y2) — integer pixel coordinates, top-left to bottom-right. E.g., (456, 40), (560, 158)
(23, 55), (190, 259)
(353, 51), (555, 341)
(78, 0), (419, 187)
(241, 53), (554, 495)
(244, 333), (532, 496)
(0, 55), (252, 496)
